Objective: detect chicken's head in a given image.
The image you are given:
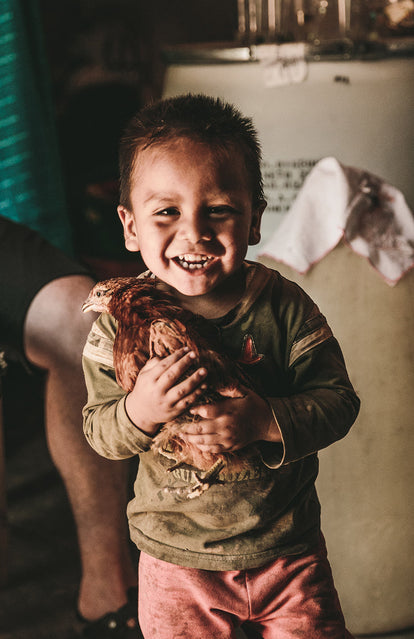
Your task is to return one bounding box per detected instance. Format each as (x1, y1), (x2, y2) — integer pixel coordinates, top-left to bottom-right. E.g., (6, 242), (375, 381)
(82, 276), (148, 315)
(82, 280), (115, 313)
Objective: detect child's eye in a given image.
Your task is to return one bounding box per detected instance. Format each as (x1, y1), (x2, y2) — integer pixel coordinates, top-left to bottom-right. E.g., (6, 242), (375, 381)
(208, 206), (237, 217)
(154, 207), (179, 217)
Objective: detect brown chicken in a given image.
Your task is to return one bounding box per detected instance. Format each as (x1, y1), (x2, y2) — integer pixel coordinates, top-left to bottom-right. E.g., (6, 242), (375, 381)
(82, 276), (257, 497)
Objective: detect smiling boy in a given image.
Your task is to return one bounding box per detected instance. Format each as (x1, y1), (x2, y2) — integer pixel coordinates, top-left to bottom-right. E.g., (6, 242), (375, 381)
(82, 94), (360, 638)
(118, 136), (263, 313)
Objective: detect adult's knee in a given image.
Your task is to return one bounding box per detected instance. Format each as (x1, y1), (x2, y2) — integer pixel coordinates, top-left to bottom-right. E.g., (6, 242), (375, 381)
(24, 275), (98, 371)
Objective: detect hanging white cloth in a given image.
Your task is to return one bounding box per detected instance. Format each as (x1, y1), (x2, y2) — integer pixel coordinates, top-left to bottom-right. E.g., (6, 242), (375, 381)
(259, 157), (414, 286)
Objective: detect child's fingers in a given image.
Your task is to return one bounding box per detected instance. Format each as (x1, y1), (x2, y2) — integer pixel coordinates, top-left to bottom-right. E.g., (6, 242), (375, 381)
(169, 368), (208, 409)
(142, 348), (193, 382)
(181, 426), (233, 453)
(141, 347), (188, 374)
(157, 349), (202, 388)
(189, 404), (218, 419)
(187, 441), (226, 454)
(152, 347), (190, 369)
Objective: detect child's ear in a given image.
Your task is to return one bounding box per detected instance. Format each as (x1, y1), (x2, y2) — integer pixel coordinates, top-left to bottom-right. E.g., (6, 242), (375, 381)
(117, 206), (140, 252)
(249, 200), (267, 246)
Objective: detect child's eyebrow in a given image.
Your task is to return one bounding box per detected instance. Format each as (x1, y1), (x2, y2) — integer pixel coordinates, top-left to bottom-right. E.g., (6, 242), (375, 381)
(142, 189), (245, 207)
(143, 192), (177, 205)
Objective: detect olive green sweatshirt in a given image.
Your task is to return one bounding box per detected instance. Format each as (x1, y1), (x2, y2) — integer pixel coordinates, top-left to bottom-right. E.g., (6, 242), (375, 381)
(82, 262), (360, 570)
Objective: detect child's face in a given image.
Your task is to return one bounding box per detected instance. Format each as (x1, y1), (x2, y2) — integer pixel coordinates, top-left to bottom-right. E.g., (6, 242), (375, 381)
(118, 138), (265, 301)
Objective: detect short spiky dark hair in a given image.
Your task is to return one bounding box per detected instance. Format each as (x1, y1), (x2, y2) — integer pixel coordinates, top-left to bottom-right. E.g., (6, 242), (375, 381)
(118, 93), (264, 209)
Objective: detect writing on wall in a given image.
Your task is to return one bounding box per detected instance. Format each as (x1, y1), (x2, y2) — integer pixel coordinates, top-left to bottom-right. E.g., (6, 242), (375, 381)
(262, 158), (318, 215)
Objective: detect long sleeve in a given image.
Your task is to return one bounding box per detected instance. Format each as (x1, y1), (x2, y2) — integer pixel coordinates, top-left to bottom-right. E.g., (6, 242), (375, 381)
(82, 313), (152, 459)
(258, 275), (360, 468)
(264, 335), (360, 468)
(217, 263), (360, 470)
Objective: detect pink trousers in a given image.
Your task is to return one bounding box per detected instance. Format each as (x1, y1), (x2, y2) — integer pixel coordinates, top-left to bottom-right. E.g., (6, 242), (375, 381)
(138, 536), (354, 639)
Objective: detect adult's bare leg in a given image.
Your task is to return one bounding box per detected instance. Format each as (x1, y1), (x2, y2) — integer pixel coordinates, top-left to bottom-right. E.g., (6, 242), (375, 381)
(24, 274), (136, 621)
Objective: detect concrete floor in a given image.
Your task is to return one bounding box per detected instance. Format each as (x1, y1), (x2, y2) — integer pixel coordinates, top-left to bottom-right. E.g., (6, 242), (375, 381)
(1, 365), (414, 639)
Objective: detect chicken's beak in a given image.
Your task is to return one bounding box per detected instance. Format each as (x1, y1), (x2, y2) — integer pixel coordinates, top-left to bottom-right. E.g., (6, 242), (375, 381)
(82, 299), (94, 313)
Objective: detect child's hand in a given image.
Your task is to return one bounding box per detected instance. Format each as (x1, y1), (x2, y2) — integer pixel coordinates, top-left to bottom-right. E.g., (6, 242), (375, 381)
(125, 348), (207, 436)
(180, 388), (281, 453)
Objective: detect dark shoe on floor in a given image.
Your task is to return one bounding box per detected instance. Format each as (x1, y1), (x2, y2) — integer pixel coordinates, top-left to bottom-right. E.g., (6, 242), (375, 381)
(78, 587), (143, 638)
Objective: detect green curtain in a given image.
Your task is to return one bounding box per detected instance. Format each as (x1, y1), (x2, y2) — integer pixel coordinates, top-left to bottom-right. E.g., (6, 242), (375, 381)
(0, 0), (73, 254)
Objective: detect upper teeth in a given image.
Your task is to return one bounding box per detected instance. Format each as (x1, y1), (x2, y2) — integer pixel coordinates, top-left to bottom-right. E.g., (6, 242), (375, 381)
(177, 255), (212, 270)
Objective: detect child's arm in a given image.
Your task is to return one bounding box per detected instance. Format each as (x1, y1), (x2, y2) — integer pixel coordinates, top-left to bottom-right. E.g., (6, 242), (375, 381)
(263, 336), (360, 468)
(124, 348), (207, 435)
(182, 274), (360, 467)
(181, 336), (359, 467)
(82, 313), (207, 459)
(181, 387), (280, 454)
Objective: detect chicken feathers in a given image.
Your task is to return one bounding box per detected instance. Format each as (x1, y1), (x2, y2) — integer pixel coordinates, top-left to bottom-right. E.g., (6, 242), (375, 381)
(82, 276), (258, 497)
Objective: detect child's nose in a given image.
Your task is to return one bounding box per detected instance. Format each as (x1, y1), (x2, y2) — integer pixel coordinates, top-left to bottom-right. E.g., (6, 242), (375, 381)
(178, 214), (213, 243)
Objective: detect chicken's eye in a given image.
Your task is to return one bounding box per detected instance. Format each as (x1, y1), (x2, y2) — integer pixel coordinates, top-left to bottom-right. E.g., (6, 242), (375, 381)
(96, 291), (101, 297)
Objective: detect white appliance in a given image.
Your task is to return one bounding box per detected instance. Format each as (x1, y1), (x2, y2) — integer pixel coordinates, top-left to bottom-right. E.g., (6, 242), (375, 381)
(163, 45), (414, 259)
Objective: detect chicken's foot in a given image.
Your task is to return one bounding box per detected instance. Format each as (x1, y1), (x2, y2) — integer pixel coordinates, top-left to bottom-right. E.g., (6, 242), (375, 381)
(166, 459), (185, 472)
(187, 458), (225, 499)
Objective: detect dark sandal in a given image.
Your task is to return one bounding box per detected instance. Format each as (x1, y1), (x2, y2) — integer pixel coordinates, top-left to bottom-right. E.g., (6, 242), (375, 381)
(77, 587), (143, 638)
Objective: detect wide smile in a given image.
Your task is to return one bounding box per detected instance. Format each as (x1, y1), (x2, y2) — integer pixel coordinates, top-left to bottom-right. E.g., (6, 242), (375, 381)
(173, 254), (215, 271)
